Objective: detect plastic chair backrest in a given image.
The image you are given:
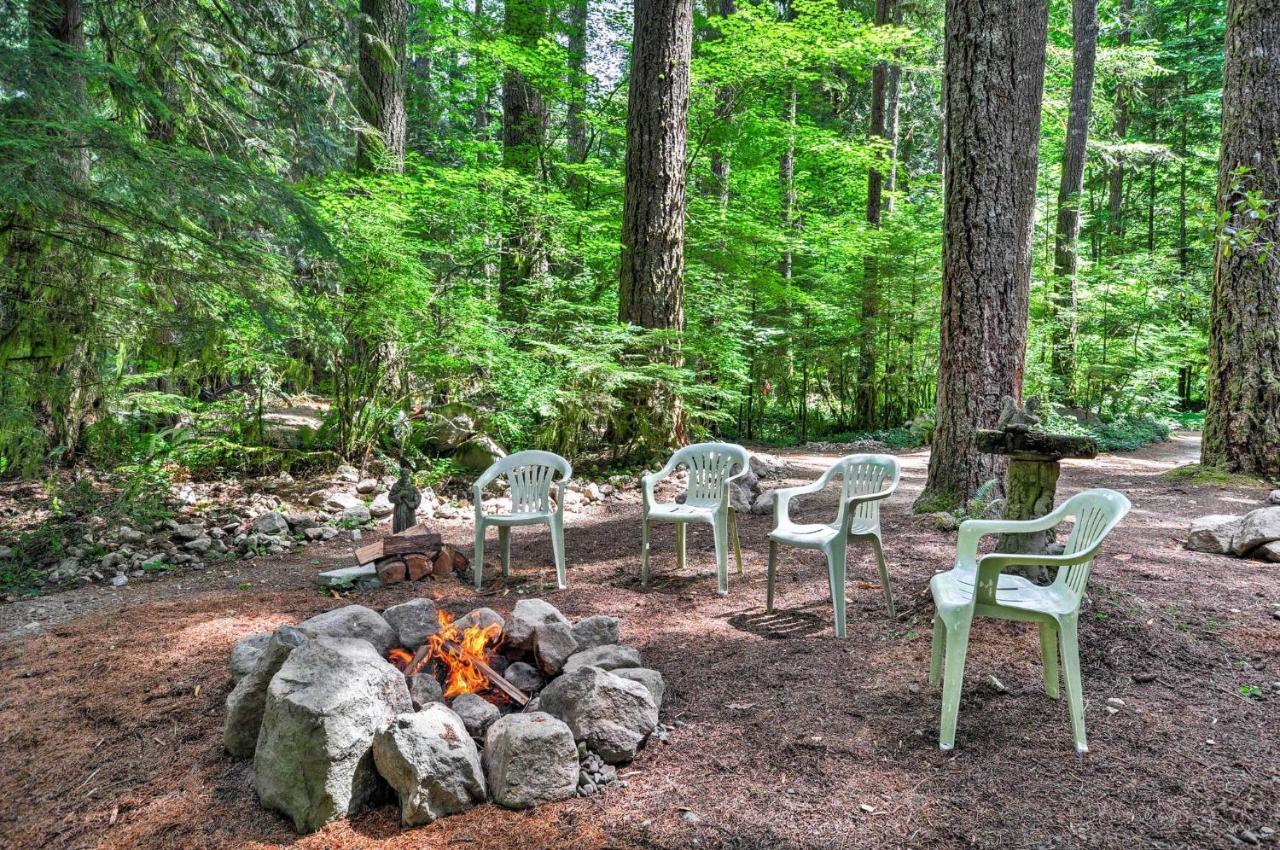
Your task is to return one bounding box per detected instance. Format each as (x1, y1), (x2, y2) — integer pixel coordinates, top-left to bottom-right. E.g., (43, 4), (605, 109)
(669, 442), (749, 507)
(836, 454), (900, 527)
(482, 450), (571, 514)
(1053, 488), (1132, 600)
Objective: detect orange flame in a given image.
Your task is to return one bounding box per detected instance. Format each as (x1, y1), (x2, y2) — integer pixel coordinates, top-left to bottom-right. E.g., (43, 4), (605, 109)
(386, 610), (504, 700)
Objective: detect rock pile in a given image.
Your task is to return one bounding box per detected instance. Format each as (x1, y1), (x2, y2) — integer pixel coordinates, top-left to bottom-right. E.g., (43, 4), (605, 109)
(224, 599), (666, 834)
(1187, 494), (1280, 562)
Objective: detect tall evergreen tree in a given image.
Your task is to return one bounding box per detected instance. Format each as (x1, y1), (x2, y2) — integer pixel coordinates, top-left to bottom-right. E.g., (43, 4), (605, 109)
(1201, 0), (1280, 476)
(1048, 0), (1098, 394)
(356, 0), (408, 173)
(619, 0), (694, 450)
(916, 0), (1049, 511)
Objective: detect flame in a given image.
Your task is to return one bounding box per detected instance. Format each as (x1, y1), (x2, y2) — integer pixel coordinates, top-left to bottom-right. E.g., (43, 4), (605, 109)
(385, 610), (504, 700)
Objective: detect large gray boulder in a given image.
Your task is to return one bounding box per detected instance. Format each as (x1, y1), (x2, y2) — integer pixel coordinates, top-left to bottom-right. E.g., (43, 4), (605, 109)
(1187, 515), (1243, 555)
(252, 512), (290, 537)
(504, 599), (570, 650)
(372, 706), (486, 825)
(562, 643), (642, 674)
(382, 598), (441, 649)
(1232, 507), (1280, 556)
(482, 712), (579, 809)
(223, 625), (308, 758)
(537, 666), (658, 764)
(229, 632), (271, 682)
(254, 636), (412, 834)
(570, 615), (619, 651)
(1256, 541), (1280, 562)
(298, 605), (397, 655)
(454, 435), (506, 473)
(612, 667), (666, 712)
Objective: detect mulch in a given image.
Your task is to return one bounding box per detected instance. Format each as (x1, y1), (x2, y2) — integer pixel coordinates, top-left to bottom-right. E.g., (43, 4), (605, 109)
(1, 434), (1277, 850)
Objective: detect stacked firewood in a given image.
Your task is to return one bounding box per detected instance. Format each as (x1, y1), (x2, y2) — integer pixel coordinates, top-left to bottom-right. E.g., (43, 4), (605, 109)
(354, 524), (469, 584)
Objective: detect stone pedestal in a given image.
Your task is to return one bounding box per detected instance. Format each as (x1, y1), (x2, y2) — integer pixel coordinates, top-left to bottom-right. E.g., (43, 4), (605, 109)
(975, 429), (1098, 578)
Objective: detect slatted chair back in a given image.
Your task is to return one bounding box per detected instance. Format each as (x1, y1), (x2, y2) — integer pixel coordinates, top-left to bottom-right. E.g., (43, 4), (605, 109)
(670, 443), (751, 507)
(834, 455), (900, 529)
(479, 450), (572, 515)
(1053, 488), (1132, 600)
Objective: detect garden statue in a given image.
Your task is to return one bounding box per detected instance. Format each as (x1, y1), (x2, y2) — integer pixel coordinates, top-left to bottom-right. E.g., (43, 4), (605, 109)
(996, 394), (1043, 432)
(389, 462), (421, 533)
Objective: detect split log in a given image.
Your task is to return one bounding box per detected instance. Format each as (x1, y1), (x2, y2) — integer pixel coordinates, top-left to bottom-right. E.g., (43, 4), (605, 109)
(354, 524), (444, 565)
(404, 553), (433, 581)
(376, 557), (407, 584)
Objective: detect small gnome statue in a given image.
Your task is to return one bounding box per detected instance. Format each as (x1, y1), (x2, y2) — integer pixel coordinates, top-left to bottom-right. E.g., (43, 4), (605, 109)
(389, 461), (421, 533)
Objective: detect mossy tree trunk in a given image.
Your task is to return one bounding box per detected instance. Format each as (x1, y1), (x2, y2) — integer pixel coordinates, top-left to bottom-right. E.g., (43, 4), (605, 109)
(355, 0), (407, 174)
(1201, 0), (1280, 477)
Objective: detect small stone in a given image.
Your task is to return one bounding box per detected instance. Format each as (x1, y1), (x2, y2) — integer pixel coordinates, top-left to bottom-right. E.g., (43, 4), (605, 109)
(343, 505), (372, 526)
(286, 513), (319, 533)
(984, 674), (1008, 694)
(297, 605), (397, 655)
(563, 644), (642, 674)
(184, 536), (213, 554)
(111, 575), (128, 587)
(171, 523), (206, 542)
(251, 512), (290, 537)
(1270, 490), (1280, 506)
(334, 464), (360, 483)
(1106, 697), (1125, 708)
(382, 598), (442, 649)
(369, 493), (394, 518)
(454, 607), (504, 633)
(504, 661), (546, 694)
(117, 526), (146, 544)
(356, 478), (380, 494)
(450, 693), (500, 738)
(681, 810), (703, 825)
(408, 674), (444, 709)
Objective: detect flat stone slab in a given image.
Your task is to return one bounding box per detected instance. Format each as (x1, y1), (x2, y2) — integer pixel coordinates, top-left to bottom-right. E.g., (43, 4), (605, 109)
(975, 429), (1098, 461)
(316, 564), (382, 589)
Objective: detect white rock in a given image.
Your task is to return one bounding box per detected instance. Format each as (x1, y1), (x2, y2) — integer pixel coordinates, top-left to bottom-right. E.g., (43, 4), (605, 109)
(1232, 507), (1280, 555)
(334, 464), (360, 484)
(1187, 514), (1243, 555)
(324, 491), (363, 512)
(373, 706), (486, 825)
(369, 493), (394, 518)
(355, 478), (380, 494)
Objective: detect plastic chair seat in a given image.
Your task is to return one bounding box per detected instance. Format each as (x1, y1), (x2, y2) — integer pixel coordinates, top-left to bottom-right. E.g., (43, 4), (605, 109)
(646, 502), (718, 522)
(931, 566), (1079, 618)
(770, 517), (879, 547)
(481, 510), (555, 527)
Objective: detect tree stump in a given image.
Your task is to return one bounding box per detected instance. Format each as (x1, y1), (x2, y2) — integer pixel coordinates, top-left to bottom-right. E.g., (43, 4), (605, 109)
(975, 428), (1098, 579)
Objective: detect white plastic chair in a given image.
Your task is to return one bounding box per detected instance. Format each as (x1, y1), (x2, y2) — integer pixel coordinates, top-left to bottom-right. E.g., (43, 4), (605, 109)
(641, 442), (749, 596)
(472, 450), (572, 590)
(767, 454), (900, 638)
(929, 488), (1131, 752)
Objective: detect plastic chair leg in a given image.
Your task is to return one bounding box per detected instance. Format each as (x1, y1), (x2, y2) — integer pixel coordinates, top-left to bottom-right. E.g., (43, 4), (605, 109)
(729, 508), (744, 576)
(713, 518), (729, 596)
(1058, 616), (1088, 753)
(828, 544), (847, 638)
(1039, 622), (1060, 699)
(675, 522), (686, 571)
(498, 526), (511, 576)
(550, 515), (567, 590)
(929, 614), (945, 687)
(938, 612), (973, 750)
(766, 540), (778, 612)
(640, 517), (651, 587)
(869, 534), (895, 618)
(473, 522), (485, 590)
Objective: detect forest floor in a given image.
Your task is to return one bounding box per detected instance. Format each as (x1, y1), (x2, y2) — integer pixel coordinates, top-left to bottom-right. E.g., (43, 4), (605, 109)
(1, 432), (1278, 850)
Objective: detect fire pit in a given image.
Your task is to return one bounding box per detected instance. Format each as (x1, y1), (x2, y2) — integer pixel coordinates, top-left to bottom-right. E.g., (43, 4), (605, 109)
(223, 599), (669, 833)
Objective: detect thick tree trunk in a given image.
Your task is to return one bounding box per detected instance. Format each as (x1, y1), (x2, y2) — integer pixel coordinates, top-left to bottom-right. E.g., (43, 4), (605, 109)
(619, 0), (693, 451)
(915, 0), (1049, 512)
(1048, 0), (1098, 395)
(856, 0), (896, 430)
(498, 0), (549, 322)
(355, 0), (407, 173)
(1201, 0), (1280, 476)
(1106, 0), (1131, 242)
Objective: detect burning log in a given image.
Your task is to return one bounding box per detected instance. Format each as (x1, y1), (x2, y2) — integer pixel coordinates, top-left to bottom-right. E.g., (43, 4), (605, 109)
(391, 610), (530, 707)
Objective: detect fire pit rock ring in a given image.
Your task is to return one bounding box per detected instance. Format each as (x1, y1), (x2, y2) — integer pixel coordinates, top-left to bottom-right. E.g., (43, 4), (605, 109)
(224, 598), (667, 833)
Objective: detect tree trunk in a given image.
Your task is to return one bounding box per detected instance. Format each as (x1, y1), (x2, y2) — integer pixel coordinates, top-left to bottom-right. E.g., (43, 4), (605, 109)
(619, 0), (693, 452)
(1106, 0), (1131, 243)
(779, 82), (796, 284)
(474, 0), (490, 141)
(884, 0), (903, 212)
(498, 0), (549, 323)
(856, 0), (896, 430)
(1048, 0), (1098, 396)
(356, 0), (407, 173)
(915, 0), (1049, 512)
(1201, 0), (1280, 476)
(708, 0), (735, 207)
(565, 0), (589, 169)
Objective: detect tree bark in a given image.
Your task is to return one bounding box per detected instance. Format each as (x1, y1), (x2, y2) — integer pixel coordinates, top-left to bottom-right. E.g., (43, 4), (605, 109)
(498, 0), (549, 322)
(856, 0), (897, 430)
(915, 0), (1049, 511)
(565, 0), (589, 169)
(619, 0), (693, 451)
(708, 0), (736, 207)
(355, 0), (407, 173)
(1201, 0), (1280, 476)
(1106, 0), (1131, 243)
(779, 82), (796, 284)
(473, 0), (490, 141)
(1048, 0), (1098, 395)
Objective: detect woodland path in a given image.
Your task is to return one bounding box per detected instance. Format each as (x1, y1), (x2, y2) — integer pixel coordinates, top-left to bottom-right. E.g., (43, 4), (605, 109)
(0, 433), (1277, 849)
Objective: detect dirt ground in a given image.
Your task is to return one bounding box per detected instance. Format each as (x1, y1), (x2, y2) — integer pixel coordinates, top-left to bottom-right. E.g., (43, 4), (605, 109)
(1, 433), (1277, 850)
